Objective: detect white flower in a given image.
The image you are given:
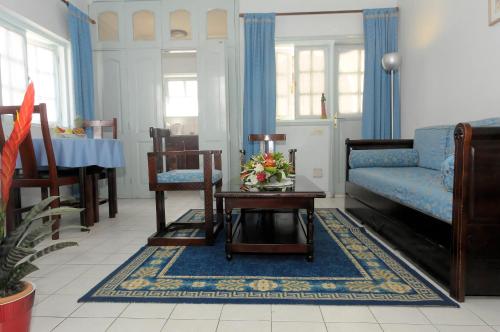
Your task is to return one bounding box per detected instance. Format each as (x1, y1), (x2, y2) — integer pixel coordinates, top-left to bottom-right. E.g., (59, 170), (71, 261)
(248, 174), (258, 185)
(255, 163), (264, 173)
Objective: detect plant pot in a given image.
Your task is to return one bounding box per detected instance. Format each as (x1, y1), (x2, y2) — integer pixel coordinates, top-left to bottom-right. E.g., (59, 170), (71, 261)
(0, 282), (35, 332)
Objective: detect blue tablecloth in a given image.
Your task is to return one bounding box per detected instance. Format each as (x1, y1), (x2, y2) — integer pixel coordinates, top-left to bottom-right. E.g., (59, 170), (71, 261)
(16, 138), (125, 168)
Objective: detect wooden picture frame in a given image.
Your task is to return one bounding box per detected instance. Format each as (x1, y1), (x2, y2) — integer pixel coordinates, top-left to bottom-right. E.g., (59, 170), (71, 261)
(489, 0), (500, 26)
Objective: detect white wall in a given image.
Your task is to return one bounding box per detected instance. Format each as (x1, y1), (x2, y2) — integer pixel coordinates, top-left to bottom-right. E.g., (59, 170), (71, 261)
(0, 0), (90, 39)
(399, 0), (500, 138)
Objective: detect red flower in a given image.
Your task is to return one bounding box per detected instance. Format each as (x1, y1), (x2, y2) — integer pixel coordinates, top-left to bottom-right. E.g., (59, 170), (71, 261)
(1, 82), (35, 208)
(256, 172), (267, 183)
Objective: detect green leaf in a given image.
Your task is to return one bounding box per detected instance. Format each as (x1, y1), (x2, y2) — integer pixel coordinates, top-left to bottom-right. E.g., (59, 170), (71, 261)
(29, 242), (78, 262)
(0, 247), (36, 274)
(23, 196), (60, 223)
(6, 262), (38, 288)
(26, 226), (89, 248)
(31, 207), (83, 221)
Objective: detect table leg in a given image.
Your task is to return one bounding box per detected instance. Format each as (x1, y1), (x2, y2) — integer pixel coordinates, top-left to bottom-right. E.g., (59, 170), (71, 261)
(307, 207), (314, 262)
(78, 168), (88, 227)
(225, 207), (233, 261)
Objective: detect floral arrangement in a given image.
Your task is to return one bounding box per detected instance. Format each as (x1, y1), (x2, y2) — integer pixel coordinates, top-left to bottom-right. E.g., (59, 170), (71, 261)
(240, 152), (293, 186)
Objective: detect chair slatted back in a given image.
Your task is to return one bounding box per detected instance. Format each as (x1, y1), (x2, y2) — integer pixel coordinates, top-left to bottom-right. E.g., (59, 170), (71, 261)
(149, 127), (171, 172)
(0, 104), (57, 180)
(82, 118), (117, 139)
(248, 134), (287, 153)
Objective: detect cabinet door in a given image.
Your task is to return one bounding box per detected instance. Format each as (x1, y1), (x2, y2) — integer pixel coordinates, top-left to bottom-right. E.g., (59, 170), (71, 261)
(93, 50), (129, 195)
(162, 0), (198, 49)
(199, 0), (235, 42)
(90, 2), (124, 50)
(197, 42), (230, 186)
(124, 1), (162, 49)
(123, 49), (163, 198)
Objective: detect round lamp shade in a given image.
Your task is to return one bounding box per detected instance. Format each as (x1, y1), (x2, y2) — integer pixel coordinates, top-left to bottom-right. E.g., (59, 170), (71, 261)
(382, 52), (402, 71)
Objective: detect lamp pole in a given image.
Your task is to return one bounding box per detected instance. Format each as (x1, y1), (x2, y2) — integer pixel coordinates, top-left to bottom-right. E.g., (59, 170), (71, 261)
(382, 52), (402, 139)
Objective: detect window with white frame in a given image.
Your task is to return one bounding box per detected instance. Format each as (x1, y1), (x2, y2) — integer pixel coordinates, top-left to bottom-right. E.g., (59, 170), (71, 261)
(337, 45), (364, 115)
(0, 18), (70, 124)
(275, 44), (328, 121)
(164, 74), (199, 117)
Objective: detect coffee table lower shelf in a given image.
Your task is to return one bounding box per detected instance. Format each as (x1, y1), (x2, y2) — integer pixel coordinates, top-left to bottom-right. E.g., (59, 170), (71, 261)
(225, 211), (314, 261)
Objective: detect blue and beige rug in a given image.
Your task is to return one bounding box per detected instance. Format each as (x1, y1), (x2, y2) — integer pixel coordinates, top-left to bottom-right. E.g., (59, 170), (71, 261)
(79, 209), (457, 306)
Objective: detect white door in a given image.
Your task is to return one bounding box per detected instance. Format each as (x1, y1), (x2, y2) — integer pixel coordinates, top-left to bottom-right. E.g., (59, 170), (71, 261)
(93, 50), (130, 195)
(122, 49), (163, 198)
(332, 44), (364, 195)
(197, 41), (230, 186)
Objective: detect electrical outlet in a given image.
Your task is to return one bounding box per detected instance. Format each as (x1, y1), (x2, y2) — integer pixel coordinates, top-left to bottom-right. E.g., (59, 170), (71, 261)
(313, 168), (323, 178)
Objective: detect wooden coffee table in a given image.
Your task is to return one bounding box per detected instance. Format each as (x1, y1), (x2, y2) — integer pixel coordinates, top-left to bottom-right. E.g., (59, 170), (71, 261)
(214, 176), (326, 262)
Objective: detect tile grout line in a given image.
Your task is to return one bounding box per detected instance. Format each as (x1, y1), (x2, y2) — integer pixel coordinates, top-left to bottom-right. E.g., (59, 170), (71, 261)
(105, 302), (131, 332)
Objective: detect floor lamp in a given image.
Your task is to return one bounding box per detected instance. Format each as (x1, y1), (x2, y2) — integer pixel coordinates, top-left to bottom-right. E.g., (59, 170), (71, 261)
(382, 52), (401, 139)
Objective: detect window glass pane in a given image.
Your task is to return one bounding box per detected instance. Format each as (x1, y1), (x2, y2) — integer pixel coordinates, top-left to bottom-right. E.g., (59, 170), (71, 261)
(133, 10), (155, 41)
(360, 74), (364, 93)
(277, 97), (289, 118)
(299, 73), (311, 94)
(98, 11), (119, 41)
(360, 50), (365, 72)
(207, 9), (227, 39)
(339, 50), (359, 72)
(185, 80), (197, 96)
(166, 80), (198, 117)
(0, 27), (27, 106)
(8, 31), (24, 59)
(312, 50), (325, 71)
(276, 53), (289, 74)
(312, 72), (324, 94)
(277, 76), (289, 95)
(312, 94), (322, 115)
(338, 74), (358, 93)
(299, 50), (311, 72)
(168, 81), (186, 97)
(299, 95), (311, 116)
(339, 95), (359, 114)
(170, 10), (192, 40)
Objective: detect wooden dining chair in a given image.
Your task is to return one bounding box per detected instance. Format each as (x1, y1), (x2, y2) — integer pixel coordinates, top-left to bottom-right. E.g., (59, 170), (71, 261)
(0, 104), (85, 240)
(147, 127), (223, 246)
(82, 118), (118, 222)
(241, 134), (297, 171)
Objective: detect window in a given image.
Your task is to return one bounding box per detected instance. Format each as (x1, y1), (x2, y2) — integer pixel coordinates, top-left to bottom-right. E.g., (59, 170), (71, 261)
(207, 9), (227, 39)
(0, 16), (70, 125)
(133, 10), (155, 41)
(337, 45), (364, 114)
(0, 26), (27, 107)
(165, 75), (198, 117)
(275, 44), (328, 121)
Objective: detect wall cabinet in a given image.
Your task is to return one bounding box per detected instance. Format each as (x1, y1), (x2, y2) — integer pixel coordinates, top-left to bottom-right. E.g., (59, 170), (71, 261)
(91, 0), (236, 197)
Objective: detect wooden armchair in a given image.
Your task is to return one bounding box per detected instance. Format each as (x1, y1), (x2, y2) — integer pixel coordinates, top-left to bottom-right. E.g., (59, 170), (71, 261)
(82, 118), (118, 221)
(147, 127), (223, 246)
(0, 104), (84, 240)
(241, 134), (297, 171)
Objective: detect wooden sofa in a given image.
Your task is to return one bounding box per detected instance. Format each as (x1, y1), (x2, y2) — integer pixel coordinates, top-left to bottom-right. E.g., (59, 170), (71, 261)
(345, 123), (500, 302)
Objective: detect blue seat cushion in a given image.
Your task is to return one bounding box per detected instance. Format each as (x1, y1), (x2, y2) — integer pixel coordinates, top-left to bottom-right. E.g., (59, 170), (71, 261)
(349, 167), (452, 223)
(441, 155), (454, 192)
(157, 169), (222, 184)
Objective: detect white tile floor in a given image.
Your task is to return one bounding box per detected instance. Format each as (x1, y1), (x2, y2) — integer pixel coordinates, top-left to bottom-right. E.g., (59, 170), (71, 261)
(27, 192), (500, 332)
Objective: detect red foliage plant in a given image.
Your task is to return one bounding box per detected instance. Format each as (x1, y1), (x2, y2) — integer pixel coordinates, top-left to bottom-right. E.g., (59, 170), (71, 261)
(0, 82), (35, 208)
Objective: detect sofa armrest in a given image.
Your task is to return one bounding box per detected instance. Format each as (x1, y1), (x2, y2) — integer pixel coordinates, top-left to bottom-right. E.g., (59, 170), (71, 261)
(451, 123), (500, 301)
(345, 139), (414, 180)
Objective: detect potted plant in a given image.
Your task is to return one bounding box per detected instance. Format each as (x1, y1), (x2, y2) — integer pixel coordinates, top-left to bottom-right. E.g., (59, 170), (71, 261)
(0, 83), (84, 332)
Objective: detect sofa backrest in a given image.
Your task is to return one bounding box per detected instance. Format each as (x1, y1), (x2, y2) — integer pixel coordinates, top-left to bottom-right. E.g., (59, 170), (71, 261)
(414, 125), (454, 170)
(414, 118), (500, 170)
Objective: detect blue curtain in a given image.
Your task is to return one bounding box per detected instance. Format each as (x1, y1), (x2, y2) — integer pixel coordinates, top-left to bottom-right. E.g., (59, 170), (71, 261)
(362, 8), (400, 139)
(242, 13), (276, 159)
(68, 4), (95, 123)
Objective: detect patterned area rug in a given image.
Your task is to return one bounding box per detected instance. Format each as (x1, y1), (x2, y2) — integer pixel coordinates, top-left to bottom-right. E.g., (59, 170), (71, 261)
(79, 209), (457, 306)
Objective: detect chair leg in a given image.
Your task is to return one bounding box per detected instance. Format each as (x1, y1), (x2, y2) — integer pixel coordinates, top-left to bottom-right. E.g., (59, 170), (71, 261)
(5, 188), (17, 236)
(107, 168), (117, 218)
(12, 188), (21, 226)
(50, 186), (60, 240)
(92, 174), (99, 223)
(204, 185), (214, 245)
(155, 191), (166, 233)
(41, 187), (50, 224)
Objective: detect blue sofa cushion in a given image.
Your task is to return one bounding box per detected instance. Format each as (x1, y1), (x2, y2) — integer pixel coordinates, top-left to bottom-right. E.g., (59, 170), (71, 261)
(157, 169), (222, 184)
(414, 125), (454, 171)
(349, 167), (453, 223)
(349, 149), (419, 169)
(441, 155), (454, 192)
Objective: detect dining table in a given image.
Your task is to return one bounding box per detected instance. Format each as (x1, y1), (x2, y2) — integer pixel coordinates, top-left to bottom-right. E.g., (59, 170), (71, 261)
(16, 136), (125, 226)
